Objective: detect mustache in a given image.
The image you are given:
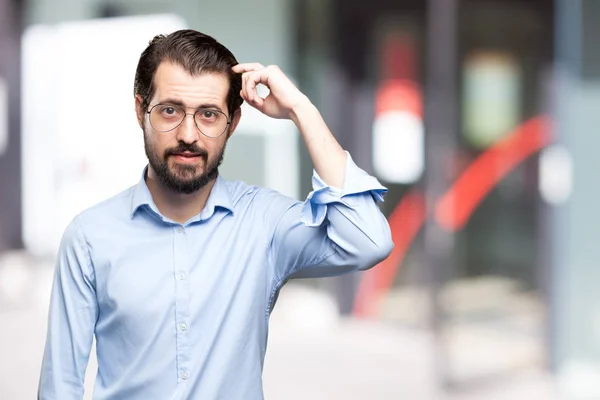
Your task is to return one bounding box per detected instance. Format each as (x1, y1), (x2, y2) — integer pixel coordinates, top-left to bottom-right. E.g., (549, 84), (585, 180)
(165, 143), (208, 158)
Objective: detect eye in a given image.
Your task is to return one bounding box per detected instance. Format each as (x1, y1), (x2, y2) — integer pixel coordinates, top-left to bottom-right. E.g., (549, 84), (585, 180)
(161, 106), (177, 115)
(197, 109), (221, 124)
(202, 110), (216, 119)
(155, 105), (184, 120)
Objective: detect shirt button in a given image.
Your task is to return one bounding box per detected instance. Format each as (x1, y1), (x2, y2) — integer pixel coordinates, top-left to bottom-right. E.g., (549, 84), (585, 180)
(178, 272), (186, 280)
(181, 371), (188, 380)
(177, 226), (184, 233)
(179, 323), (187, 332)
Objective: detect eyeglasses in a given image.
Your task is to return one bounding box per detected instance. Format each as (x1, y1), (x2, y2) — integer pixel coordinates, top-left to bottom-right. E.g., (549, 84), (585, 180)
(146, 104), (231, 138)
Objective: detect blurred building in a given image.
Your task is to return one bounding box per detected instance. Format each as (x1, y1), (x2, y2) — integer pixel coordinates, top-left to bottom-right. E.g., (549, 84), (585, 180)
(1, 0), (599, 397)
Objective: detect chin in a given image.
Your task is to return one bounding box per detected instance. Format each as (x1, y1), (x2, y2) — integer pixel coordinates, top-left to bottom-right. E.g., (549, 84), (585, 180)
(169, 162), (201, 174)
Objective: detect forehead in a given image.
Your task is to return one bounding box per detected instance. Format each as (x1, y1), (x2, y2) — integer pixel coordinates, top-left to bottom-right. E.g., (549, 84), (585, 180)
(152, 62), (229, 108)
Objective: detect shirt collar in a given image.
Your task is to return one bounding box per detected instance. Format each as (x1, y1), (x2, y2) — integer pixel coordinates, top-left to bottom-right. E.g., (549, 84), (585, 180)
(130, 166), (235, 221)
(201, 174), (235, 220)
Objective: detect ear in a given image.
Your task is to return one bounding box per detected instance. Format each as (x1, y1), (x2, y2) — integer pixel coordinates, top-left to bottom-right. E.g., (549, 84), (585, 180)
(135, 95), (145, 129)
(227, 108), (242, 138)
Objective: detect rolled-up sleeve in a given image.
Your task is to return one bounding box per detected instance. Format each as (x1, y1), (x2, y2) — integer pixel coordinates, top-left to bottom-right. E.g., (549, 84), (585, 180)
(268, 151), (394, 283)
(301, 153), (388, 227)
(38, 216), (97, 399)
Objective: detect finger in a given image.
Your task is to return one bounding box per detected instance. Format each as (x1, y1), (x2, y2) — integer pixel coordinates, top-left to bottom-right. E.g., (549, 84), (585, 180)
(239, 75), (260, 106)
(244, 69), (269, 103)
(232, 63), (265, 74)
(241, 71), (254, 102)
(239, 88), (265, 112)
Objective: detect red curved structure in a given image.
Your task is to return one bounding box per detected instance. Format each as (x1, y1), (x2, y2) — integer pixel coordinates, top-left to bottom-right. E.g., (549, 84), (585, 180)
(353, 190), (426, 317)
(353, 115), (553, 317)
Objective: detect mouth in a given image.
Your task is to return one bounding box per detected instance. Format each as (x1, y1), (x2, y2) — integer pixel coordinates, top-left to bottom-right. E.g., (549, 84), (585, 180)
(170, 152), (204, 164)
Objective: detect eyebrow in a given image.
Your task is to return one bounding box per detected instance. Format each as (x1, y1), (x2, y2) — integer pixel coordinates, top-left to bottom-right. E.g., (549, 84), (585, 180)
(159, 99), (225, 113)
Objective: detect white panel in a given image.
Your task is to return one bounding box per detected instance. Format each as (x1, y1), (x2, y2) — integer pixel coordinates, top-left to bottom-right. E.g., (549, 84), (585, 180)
(558, 360), (600, 399)
(21, 14), (187, 257)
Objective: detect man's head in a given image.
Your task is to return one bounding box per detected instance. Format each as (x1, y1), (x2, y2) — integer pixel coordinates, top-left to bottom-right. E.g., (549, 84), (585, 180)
(134, 30), (243, 194)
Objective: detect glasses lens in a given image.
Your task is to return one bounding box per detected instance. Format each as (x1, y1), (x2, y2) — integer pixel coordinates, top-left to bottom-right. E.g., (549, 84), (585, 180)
(195, 109), (228, 138)
(149, 105), (184, 132)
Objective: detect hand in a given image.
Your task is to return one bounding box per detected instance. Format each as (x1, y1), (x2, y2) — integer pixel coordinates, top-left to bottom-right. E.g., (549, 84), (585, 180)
(232, 63), (311, 120)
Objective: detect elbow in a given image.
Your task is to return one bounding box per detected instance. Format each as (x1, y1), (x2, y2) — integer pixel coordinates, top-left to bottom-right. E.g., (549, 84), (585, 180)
(356, 234), (394, 272)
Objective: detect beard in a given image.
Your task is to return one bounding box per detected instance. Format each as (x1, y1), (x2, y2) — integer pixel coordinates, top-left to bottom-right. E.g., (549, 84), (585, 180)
(144, 135), (226, 195)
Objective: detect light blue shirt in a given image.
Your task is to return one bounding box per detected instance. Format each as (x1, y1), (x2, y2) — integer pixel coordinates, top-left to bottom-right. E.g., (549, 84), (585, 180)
(38, 152), (393, 400)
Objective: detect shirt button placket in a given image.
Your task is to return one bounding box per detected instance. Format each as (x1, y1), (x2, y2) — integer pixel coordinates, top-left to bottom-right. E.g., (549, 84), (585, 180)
(174, 224), (191, 384)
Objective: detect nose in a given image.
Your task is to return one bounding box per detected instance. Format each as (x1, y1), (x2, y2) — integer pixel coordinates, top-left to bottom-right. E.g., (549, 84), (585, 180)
(176, 113), (199, 144)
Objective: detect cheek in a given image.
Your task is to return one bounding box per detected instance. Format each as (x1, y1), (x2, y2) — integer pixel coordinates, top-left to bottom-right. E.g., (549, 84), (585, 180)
(144, 134), (165, 159)
(145, 127), (168, 148)
(207, 140), (226, 158)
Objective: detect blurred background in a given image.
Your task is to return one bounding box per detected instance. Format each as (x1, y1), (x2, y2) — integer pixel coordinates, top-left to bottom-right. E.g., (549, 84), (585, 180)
(1, 0), (599, 399)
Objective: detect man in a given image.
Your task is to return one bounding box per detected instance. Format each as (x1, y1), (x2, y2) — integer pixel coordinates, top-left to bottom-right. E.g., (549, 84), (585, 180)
(38, 29), (393, 399)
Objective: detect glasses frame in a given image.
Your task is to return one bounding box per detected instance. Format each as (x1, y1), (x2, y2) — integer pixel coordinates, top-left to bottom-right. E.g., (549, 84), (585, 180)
(146, 103), (231, 138)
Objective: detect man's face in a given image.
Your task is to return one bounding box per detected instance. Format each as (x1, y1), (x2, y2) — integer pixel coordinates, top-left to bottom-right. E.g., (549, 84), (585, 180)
(136, 62), (240, 194)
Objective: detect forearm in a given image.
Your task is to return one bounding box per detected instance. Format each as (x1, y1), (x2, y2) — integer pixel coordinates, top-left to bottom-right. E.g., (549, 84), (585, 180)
(39, 217), (97, 399)
(290, 99), (347, 189)
(39, 290), (94, 399)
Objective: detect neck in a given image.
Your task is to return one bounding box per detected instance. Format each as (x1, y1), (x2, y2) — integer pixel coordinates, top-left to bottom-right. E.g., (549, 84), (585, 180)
(145, 167), (215, 224)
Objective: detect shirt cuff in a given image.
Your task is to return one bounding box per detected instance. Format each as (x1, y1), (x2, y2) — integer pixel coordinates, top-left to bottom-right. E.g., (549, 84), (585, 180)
(301, 151), (388, 227)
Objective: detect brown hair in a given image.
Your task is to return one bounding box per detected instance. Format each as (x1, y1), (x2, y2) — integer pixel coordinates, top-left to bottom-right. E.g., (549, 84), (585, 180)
(134, 29), (243, 116)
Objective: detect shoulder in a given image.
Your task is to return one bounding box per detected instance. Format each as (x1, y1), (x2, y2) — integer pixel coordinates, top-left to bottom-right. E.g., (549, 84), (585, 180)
(222, 178), (299, 212)
(68, 185), (136, 239)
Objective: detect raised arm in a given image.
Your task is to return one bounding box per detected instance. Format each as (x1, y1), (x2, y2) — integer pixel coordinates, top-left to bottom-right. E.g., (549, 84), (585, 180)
(232, 63), (393, 284)
(38, 217), (97, 399)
